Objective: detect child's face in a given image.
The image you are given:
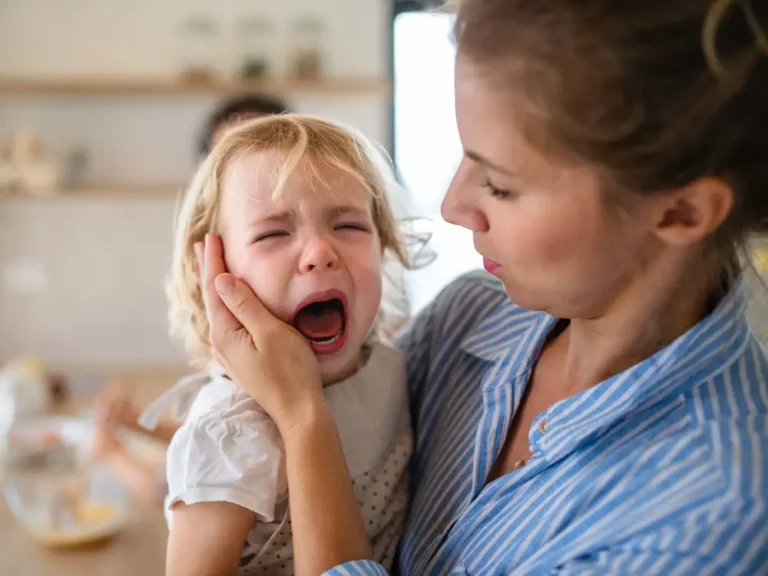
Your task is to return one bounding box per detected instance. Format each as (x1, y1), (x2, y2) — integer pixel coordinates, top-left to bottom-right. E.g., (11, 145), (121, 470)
(218, 150), (383, 384)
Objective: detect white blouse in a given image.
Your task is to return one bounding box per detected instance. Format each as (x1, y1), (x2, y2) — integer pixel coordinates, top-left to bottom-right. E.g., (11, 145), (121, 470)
(139, 343), (412, 575)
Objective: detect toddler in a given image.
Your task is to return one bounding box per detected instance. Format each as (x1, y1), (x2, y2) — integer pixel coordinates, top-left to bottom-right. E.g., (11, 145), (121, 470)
(138, 114), (413, 575)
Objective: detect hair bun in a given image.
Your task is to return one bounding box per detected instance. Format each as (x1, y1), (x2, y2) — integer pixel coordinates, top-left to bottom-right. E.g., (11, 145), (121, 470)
(704, 0), (768, 76)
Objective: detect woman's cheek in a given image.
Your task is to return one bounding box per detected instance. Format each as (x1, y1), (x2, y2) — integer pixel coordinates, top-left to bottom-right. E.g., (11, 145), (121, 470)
(516, 200), (588, 265)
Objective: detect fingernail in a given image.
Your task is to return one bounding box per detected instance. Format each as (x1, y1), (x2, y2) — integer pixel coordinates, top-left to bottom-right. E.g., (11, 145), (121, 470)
(215, 274), (236, 296)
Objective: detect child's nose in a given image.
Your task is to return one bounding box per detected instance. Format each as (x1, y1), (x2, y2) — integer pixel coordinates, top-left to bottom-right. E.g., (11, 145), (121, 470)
(299, 237), (339, 273)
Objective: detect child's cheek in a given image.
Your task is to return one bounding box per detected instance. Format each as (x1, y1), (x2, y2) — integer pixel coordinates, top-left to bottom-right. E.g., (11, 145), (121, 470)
(240, 254), (292, 324)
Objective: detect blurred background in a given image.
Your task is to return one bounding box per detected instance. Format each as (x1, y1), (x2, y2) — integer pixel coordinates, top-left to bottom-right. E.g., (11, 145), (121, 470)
(0, 0), (482, 372)
(0, 2), (485, 573)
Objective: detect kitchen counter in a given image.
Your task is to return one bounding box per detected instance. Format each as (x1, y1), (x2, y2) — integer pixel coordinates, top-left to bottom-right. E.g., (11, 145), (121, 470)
(0, 367), (190, 576)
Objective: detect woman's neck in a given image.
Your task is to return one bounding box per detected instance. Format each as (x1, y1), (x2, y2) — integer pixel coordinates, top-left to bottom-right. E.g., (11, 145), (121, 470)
(549, 254), (719, 397)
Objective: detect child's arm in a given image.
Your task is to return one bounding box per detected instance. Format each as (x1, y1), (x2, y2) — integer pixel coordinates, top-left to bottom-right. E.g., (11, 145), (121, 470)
(167, 502), (255, 576)
(95, 380), (180, 443)
(89, 420), (167, 505)
(102, 448), (166, 505)
(142, 419), (180, 443)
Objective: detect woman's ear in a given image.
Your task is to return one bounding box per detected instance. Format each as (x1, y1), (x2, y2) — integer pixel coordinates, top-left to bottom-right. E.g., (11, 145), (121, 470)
(649, 177), (734, 246)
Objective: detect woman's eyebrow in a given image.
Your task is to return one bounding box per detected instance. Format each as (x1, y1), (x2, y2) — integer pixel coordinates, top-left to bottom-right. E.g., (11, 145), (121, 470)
(465, 149), (520, 177)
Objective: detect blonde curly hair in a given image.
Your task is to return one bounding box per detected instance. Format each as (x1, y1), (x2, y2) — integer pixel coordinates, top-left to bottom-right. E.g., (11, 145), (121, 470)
(167, 114), (412, 366)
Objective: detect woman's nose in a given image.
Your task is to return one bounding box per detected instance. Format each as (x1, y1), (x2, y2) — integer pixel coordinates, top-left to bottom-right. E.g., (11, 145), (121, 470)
(298, 236), (339, 273)
(441, 170), (490, 233)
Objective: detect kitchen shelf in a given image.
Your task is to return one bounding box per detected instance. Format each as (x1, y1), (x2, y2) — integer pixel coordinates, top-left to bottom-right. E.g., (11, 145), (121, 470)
(0, 77), (391, 98)
(0, 183), (184, 202)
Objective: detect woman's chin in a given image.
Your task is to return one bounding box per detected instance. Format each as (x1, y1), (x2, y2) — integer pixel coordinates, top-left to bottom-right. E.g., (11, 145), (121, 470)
(501, 282), (552, 313)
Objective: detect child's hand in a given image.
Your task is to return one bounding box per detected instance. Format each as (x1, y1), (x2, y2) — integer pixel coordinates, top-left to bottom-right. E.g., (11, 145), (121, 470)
(89, 420), (125, 462)
(196, 234), (325, 434)
(95, 381), (140, 429)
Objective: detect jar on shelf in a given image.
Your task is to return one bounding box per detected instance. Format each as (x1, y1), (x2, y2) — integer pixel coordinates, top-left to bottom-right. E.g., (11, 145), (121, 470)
(180, 15), (220, 82)
(290, 17), (326, 80)
(239, 17), (275, 80)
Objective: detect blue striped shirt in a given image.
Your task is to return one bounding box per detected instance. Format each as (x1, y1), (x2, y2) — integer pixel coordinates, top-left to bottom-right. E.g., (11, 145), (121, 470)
(326, 271), (768, 575)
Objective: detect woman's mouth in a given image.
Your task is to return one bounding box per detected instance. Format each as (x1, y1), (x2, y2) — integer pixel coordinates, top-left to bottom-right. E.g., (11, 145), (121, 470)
(293, 293), (348, 356)
(483, 258), (502, 274)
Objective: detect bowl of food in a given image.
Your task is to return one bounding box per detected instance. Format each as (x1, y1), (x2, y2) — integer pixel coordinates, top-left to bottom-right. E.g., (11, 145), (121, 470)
(2, 416), (131, 547)
(4, 465), (130, 547)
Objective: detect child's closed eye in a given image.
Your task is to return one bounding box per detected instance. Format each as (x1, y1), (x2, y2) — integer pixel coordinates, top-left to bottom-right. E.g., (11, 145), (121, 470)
(335, 222), (371, 233)
(253, 230), (290, 243)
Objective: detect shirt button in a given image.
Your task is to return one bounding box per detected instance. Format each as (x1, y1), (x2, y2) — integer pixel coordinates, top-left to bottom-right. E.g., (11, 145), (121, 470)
(513, 459), (526, 471)
(538, 417), (548, 434)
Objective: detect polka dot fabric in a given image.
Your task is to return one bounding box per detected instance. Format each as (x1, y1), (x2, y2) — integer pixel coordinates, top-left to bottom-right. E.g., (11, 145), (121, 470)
(237, 432), (413, 575)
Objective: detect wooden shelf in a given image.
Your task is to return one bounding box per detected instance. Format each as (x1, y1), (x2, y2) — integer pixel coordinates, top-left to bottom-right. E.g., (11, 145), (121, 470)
(0, 183), (184, 202)
(0, 77), (391, 98)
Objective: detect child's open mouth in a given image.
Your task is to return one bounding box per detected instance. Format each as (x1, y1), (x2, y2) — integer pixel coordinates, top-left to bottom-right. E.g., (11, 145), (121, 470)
(293, 293), (348, 356)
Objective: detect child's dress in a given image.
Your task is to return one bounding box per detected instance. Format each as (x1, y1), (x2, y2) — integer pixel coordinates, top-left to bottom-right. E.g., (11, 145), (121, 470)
(139, 343), (412, 575)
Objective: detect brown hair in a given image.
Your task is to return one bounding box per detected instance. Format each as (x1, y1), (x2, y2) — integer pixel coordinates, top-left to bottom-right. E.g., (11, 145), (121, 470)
(168, 114), (412, 365)
(454, 0), (768, 267)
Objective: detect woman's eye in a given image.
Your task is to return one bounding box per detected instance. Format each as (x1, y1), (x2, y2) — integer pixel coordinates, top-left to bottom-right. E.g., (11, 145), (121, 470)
(254, 231), (289, 242)
(335, 223), (370, 232)
(483, 179), (515, 200)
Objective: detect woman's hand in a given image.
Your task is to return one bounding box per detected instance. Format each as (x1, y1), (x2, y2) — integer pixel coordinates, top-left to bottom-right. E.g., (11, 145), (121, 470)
(196, 233), (373, 574)
(196, 234), (325, 434)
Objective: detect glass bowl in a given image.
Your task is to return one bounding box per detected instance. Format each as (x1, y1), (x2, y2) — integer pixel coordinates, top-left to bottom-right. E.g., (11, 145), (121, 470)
(2, 416), (131, 547)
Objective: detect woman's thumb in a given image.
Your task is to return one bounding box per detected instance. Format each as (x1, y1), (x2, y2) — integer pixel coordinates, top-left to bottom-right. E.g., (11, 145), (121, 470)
(214, 273), (236, 296)
(214, 273), (271, 338)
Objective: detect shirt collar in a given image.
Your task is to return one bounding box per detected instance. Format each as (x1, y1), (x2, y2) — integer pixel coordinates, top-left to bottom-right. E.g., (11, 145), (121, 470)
(460, 297), (547, 363)
(539, 279), (750, 460)
(464, 279), (751, 461)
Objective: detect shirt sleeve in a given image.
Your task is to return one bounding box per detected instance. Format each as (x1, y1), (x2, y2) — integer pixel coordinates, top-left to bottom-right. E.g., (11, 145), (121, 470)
(165, 408), (286, 523)
(322, 560), (390, 576)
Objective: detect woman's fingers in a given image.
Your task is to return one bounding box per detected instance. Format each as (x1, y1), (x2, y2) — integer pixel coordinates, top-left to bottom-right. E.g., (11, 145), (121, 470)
(202, 234), (241, 338)
(215, 274), (279, 346)
(193, 241), (203, 282)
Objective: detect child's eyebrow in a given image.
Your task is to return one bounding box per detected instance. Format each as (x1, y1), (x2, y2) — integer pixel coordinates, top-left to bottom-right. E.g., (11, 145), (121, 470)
(248, 210), (294, 226)
(329, 205), (370, 218)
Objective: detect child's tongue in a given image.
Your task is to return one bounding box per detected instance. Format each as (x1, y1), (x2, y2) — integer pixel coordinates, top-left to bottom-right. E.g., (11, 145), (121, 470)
(295, 307), (343, 339)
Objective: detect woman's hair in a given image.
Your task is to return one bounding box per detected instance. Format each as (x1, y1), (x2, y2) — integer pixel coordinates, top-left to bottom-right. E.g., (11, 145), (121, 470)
(170, 114), (412, 365)
(454, 0), (768, 273)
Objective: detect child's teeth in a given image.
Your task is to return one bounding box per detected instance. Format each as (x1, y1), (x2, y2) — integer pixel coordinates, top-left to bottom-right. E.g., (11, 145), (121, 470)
(309, 332), (341, 345)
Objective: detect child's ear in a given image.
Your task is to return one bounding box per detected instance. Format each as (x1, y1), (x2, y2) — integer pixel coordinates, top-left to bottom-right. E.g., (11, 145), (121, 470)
(648, 177), (733, 246)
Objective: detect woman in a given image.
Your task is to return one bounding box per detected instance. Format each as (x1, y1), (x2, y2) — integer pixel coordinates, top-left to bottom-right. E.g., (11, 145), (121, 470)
(198, 0), (768, 574)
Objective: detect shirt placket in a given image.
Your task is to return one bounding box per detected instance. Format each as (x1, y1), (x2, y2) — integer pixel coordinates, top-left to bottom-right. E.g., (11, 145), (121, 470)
(427, 371), (541, 574)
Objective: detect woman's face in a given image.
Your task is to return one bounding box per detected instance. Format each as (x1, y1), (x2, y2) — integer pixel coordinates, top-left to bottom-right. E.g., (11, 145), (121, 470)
(443, 56), (659, 319)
